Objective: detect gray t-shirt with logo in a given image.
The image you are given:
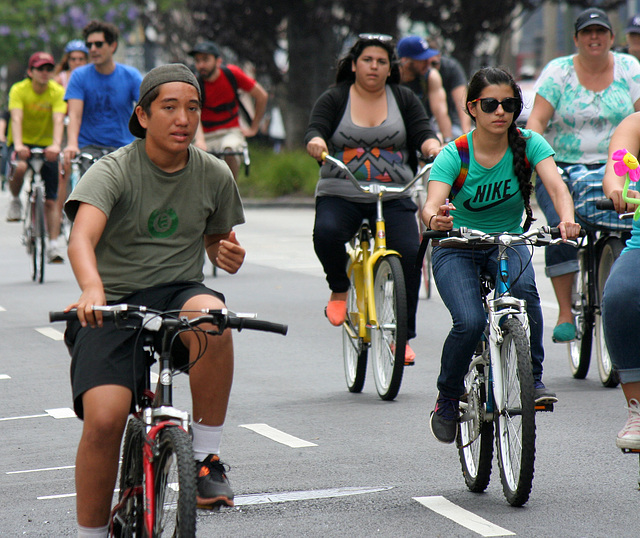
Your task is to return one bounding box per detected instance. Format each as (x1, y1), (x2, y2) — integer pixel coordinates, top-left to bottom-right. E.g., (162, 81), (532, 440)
(65, 139), (245, 301)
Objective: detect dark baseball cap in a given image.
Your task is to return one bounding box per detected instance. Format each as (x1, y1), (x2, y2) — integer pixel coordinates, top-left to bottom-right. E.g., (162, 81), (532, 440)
(626, 15), (640, 34)
(188, 40), (221, 57)
(29, 52), (55, 69)
(397, 36), (439, 61)
(129, 63), (202, 139)
(574, 8), (612, 33)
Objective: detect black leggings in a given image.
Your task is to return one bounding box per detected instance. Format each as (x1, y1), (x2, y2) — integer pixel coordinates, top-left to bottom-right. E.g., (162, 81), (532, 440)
(313, 195), (420, 339)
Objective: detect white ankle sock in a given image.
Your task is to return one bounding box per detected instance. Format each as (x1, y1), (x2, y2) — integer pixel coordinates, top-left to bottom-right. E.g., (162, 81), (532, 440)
(191, 422), (223, 461)
(77, 523), (109, 537)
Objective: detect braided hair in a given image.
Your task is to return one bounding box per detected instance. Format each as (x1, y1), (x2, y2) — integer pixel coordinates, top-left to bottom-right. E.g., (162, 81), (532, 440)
(466, 67), (535, 231)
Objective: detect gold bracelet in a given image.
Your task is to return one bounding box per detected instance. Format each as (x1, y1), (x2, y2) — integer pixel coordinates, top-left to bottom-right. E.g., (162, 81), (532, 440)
(428, 214), (437, 230)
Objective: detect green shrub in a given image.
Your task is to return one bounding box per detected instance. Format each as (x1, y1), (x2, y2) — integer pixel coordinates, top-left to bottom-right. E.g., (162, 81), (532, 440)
(236, 143), (319, 198)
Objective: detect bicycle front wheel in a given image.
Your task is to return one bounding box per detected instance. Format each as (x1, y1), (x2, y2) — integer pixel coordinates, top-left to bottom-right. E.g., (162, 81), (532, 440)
(595, 238), (623, 388)
(113, 418), (145, 537)
(370, 255), (407, 401)
(458, 355), (493, 492)
(32, 188), (45, 284)
(495, 318), (536, 507)
(154, 426), (197, 537)
(343, 265), (367, 393)
(568, 251), (592, 378)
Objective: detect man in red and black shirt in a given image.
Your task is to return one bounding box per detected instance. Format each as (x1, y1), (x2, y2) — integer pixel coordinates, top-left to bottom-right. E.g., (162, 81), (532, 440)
(190, 41), (268, 179)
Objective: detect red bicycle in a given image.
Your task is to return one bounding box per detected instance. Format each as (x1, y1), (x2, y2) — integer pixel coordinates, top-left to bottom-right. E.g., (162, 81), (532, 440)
(50, 304), (287, 537)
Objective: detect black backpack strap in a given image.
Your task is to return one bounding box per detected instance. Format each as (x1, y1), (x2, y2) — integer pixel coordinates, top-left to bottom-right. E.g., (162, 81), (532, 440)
(220, 65), (253, 125)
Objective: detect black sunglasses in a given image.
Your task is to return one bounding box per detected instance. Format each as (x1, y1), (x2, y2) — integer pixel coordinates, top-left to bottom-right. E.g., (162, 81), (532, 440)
(34, 65), (54, 72)
(358, 33), (393, 42)
(471, 97), (521, 114)
(85, 40), (105, 49)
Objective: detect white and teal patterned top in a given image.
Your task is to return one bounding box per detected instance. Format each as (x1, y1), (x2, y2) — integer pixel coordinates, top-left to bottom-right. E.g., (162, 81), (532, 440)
(534, 52), (640, 165)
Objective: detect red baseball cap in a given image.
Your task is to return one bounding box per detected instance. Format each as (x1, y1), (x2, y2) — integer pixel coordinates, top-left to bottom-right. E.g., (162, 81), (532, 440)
(29, 52), (55, 69)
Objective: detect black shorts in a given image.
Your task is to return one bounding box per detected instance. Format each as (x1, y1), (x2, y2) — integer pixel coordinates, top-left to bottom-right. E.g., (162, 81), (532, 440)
(65, 281), (225, 419)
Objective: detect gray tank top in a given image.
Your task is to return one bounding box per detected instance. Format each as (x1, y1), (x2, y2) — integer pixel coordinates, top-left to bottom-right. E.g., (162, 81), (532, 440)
(316, 85), (414, 202)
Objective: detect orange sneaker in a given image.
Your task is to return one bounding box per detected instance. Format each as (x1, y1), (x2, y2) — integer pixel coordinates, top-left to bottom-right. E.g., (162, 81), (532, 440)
(325, 300), (347, 326)
(404, 344), (416, 366)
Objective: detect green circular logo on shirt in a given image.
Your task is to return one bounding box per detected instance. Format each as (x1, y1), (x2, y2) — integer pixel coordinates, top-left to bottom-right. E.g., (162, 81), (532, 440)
(148, 208), (178, 238)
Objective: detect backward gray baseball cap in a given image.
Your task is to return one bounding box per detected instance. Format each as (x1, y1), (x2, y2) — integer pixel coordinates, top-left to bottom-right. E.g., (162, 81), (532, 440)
(129, 63), (202, 139)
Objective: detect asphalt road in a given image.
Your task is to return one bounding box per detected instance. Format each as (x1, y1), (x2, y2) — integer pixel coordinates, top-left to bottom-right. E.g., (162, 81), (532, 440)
(1, 191), (639, 537)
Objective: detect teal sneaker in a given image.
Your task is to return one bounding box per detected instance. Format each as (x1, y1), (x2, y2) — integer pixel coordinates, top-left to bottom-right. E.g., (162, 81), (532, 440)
(552, 322), (576, 343)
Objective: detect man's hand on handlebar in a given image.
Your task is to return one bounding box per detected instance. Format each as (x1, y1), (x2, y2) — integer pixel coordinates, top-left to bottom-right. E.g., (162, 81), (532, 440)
(65, 285), (107, 329)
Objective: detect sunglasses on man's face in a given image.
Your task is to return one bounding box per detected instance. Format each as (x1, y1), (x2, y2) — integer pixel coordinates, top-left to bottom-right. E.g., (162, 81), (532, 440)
(471, 97), (521, 114)
(358, 33), (393, 42)
(34, 65), (54, 72)
(85, 40), (105, 49)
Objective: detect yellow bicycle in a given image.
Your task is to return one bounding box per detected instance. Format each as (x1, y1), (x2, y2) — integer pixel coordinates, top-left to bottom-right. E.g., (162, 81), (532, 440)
(322, 153), (431, 400)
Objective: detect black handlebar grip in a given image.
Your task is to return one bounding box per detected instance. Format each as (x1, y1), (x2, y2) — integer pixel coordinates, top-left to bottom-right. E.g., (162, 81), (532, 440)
(595, 198), (615, 210)
(49, 311), (78, 322)
(49, 310), (116, 322)
(228, 317), (288, 335)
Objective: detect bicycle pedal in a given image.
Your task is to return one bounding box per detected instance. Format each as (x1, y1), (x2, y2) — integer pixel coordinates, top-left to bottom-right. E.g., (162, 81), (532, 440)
(535, 402), (554, 412)
(621, 448), (640, 454)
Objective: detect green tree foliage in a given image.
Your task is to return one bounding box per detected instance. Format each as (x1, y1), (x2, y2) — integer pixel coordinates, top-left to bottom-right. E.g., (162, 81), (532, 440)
(0, 0), (139, 78)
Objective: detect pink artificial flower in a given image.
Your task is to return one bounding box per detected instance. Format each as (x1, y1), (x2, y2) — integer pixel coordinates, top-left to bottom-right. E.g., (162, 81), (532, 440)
(612, 149), (640, 182)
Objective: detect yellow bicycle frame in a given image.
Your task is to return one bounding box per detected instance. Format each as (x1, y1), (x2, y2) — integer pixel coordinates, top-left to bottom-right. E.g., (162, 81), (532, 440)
(345, 192), (401, 339)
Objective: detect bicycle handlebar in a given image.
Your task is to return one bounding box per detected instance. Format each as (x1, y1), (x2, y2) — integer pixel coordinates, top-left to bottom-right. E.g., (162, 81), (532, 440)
(321, 152), (432, 195)
(49, 304), (288, 336)
(422, 226), (586, 249)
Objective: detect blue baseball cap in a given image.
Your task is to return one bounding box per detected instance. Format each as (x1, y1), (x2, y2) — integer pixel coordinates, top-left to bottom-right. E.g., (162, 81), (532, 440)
(65, 39), (89, 55)
(397, 36), (439, 61)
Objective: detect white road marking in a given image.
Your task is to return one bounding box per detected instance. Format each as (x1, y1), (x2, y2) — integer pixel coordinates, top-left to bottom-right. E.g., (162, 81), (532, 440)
(0, 374), (11, 380)
(234, 486), (393, 506)
(38, 486), (395, 504)
(45, 407), (77, 419)
(38, 493), (76, 500)
(239, 423), (317, 448)
(7, 465), (75, 475)
(413, 496), (515, 537)
(35, 327), (64, 341)
(0, 305), (6, 311)
(0, 407), (75, 422)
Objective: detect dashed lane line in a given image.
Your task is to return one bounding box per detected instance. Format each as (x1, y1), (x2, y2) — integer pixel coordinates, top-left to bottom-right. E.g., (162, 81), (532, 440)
(413, 496), (515, 537)
(239, 423), (318, 448)
(35, 327), (64, 341)
(0, 407), (75, 422)
(0, 374), (10, 380)
(8, 465), (75, 475)
(39, 486), (394, 503)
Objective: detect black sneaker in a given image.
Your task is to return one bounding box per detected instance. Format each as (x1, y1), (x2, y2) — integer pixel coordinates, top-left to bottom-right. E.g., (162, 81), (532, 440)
(430, 395), (459, 444)
(196, 454), (234, 509)
(534, 380), (558, 404)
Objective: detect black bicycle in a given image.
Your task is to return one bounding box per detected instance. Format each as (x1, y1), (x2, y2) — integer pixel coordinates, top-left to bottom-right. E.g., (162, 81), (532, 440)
(568, 199), (631, 387)
(50, 304), (287, 537)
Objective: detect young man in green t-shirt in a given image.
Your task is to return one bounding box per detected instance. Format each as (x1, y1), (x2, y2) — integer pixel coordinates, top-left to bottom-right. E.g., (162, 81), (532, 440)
(64, 64), (245, 538)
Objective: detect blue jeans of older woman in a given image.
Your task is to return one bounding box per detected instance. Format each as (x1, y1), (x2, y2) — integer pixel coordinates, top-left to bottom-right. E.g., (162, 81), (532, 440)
(602, 249), (640, 384)
(432, 243), (545, 399)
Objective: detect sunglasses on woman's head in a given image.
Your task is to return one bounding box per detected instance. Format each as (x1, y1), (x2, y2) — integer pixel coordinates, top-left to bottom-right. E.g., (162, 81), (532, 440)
(471, 97), (521, 114)
(358, 33), (393, 42)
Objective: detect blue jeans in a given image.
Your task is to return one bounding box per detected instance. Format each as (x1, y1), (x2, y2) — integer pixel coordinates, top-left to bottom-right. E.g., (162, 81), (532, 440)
(432, 244), (545, 399)
(313, 196), (420, 339)
(602, 249), (640, 384)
